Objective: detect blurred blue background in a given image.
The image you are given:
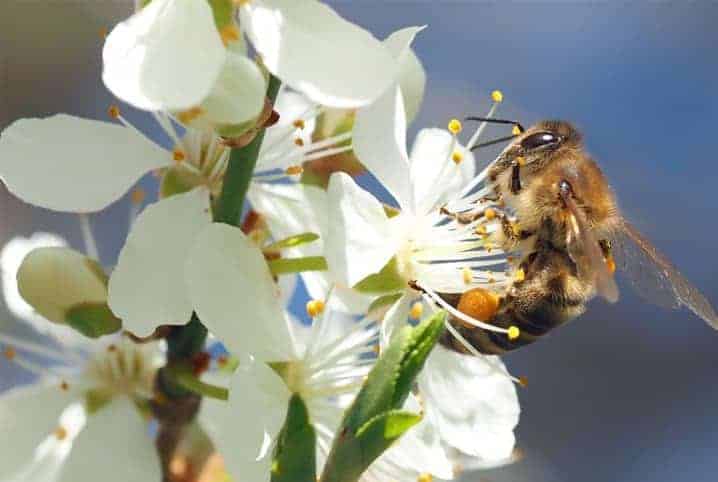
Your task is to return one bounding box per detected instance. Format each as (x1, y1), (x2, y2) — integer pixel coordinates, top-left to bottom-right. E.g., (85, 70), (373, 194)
(1, 1), (716, 481)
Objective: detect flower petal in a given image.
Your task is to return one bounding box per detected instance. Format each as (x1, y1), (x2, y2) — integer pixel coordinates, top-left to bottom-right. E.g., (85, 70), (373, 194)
(200, 53), (267, 125)
(200, 356), (291, 482)
(108, 188), (211, 337)
(248, 182), (371, 314)
(240, 0), (398, 108)
(410, 128), (476, 214)
(102, 0), (226, 111)
(0, 381), (78, 478)
(380, 293), (413, 347)
(0, 115), (168, 212)
(58, 399), (160, 482)
(418, 346), (520, 462)
(382, 27), (426, 123)
(353, 85), (412, 210)
(325, 173), (400, 288)
(185, 223), (292, 361)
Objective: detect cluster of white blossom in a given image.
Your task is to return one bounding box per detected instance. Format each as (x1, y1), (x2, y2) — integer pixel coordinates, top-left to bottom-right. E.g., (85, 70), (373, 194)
(0, 1), (521, 481)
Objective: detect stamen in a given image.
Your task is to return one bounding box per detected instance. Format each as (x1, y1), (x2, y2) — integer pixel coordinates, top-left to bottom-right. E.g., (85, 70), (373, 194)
(484, 208), (497, 220)
(512, 125), (522, 136)
(293, 119), (306, 129)
(447, 118), (463, 135)
(418, 474), (433, 482)
(78, 213), (100, 261)
(285, 165), (304, 176)
(507, 325), (520, 340)
(0, 333), (76, 364)
(54, 426), (68, 441)
(99, 27), (108, 39)
(131, 188), (146, 205)
(219, 24), (240, 46)
(410, 301), (424, 320)
(177, 107), (204, 125)
(491, 90), (504, 103)
(172, 148), (186, 163)
(294, 137), (305, 147)
(107, 105), (120, 119)
(516, 155), (526, 166)
(3, 346), (16, 360)
(514, 268), (525, 283)
(451, 151), (464, 164)
(60, 380), (70, 391)
(462, 266), (473, 284)
(306, 299), (325, 318)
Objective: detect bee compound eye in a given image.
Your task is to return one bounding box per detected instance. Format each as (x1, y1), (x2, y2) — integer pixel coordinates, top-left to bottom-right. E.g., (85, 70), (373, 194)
(521, 131), (561, 151)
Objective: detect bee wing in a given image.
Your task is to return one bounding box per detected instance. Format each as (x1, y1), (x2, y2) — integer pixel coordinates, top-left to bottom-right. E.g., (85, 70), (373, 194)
(561, 190), (620, 303)
(611, 220), (718, 329)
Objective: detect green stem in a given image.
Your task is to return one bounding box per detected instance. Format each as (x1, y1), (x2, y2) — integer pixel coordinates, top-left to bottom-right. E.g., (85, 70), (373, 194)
(171, 368), (229, 401)
(268, 256), (328, 276)
(214, 75), (282, 226)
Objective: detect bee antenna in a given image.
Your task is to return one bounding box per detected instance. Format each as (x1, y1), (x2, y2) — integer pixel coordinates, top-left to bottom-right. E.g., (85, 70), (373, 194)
(470, 135), (517, 151)
(464, 116), (525, 133)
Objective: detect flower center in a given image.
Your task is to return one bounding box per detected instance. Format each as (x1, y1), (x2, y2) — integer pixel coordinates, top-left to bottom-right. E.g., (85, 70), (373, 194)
(86, 343), (155, 399)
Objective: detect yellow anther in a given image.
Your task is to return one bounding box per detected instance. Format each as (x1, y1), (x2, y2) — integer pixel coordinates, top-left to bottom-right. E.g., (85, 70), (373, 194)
(131, 188), (146, 205)
(447, 118), (463, 135)
(418, 474), (433, 482)
(292, 119), (306, 129)
(485, 243), (494, 253)
(108, 105), (120, 119)
(516, 156), (526, 166)
(475, 225), (487, 236)
(451, 151), (464, 164)
(60, 380), (69, 391)
(484, 208), (496, 220)
(510, 222), (521, 237)
(54, 426), (68, 441)
(177, 107), (204, 125)
(518, 375), (529, 388)
(410, 301), (424, 320)
(294, 137), (305, 147)
(372, 344), (381, 355)
(514, 268), (526, 283)
(507, 325), (520, 340)
(491, 90), (504, 103)
(219, 24), (240, 46)
(285, 165), (304, 176)
(3, 346), (16, 360)
(172, 149), (186, 163)
(487, 275), (496, 283)
(512, 125), (522, 136)
(306, 299), (325, 318)
(462, 266), (473, 284)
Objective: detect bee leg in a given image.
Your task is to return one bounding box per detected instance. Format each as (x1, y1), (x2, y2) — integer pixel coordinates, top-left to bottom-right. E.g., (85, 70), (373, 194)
(440, 206), (484, 224)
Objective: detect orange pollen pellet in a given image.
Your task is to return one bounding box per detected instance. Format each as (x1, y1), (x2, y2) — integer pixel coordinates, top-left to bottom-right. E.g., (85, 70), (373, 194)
(108, 105), (120, 119)
(55, 426), (68, 440)
(173, 149), (186, 162)
(451, 151), (464, 164)
(294, 137), (305, 147)
(285, 165), (304, 176)
(292, 119), (306, 129)
(457, 288), (500, 325)
(484, 208), (496, 220)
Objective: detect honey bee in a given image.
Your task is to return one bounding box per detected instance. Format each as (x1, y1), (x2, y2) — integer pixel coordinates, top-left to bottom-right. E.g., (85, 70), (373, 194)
(440, 119), (718, 355)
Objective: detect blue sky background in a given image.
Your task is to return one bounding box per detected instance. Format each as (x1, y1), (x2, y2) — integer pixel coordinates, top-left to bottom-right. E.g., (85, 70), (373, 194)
(1, 2), (717, 481)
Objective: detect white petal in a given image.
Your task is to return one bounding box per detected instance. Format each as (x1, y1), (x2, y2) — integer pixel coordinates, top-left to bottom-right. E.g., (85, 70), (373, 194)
(58, 399), (160, 482)
(240, 0), (398, 108)
(200, 53), (267, 124)
(380, 293), (413, 348)
(325, 173), (400, 288)
(200, 357), (290, 482)
(185, 223), (293, 361)
(102, 0), (226, 111)
(0, 115), (168, 212)
(353, 85), (413, 210)
(0, 381), (77, 478)
(247, 182), (371, 314)
(382, 27), (426, 123)
(108, 188), (211, 337)
(409, 128), (476, 214)
(418, 346), (520, 462)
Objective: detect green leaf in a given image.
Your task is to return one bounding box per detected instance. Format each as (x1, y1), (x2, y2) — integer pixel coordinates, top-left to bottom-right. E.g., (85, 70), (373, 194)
(265, 232), (320, 251)
(268, 256), (328, 276)
(271, 394), (316, 482)
(353, 258), (405, 294)
(65, 302), (122, 338)
(319, 311), (446, 482)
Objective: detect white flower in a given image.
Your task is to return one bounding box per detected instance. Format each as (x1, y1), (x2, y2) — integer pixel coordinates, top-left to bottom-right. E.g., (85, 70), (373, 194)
(103, 0), (412, 114)
(322, 86), (519, 341)
(0, 332), (162, 482)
